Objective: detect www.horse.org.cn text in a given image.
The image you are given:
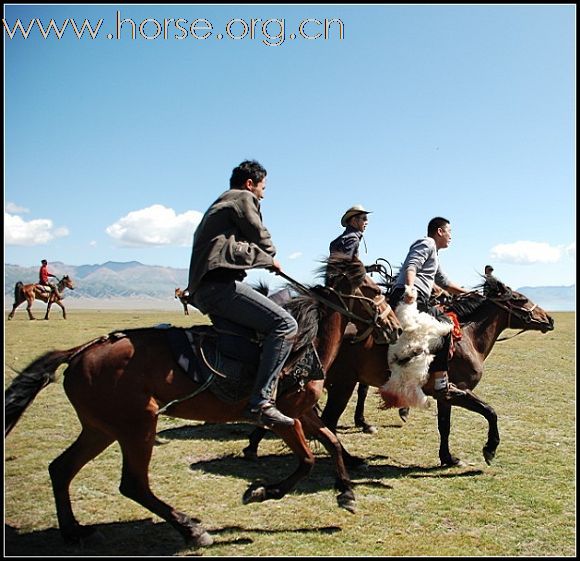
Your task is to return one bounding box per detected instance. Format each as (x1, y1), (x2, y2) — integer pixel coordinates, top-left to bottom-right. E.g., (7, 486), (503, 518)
(3, 13), (345, 47)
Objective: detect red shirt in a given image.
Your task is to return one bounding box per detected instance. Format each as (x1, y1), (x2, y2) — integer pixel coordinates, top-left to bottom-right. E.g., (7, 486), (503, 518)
(39, 264), (50, 284)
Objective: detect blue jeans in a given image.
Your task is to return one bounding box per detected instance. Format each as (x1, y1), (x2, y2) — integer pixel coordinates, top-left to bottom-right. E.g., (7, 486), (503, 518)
(192, 280), (298, 407)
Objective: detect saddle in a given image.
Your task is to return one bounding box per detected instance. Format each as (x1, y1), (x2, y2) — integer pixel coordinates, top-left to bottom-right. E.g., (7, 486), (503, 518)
(163, 317), (324, 405)
(36, 284), (52, 294)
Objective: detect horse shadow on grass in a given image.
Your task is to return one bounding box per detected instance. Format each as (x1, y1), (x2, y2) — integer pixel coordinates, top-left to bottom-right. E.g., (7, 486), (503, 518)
(155, 422), (256, 444)
(188, 451), (485, 497)
(154, 419), (407, 447)
(5, 519), (341, 557)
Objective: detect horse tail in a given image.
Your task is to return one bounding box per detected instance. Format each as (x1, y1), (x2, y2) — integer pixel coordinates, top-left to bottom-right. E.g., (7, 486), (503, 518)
(14, 281), (23, 301)
(4, 337), (104, 437)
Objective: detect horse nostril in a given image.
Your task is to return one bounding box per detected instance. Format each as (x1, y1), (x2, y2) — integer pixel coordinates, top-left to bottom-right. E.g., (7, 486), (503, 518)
(398, 328), (403, 336)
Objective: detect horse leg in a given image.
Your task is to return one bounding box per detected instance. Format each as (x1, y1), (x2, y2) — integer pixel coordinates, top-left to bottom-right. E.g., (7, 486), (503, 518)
(116, 419), (213, 547)
(322, 380), (367, 468)
(243, 426), (268, 460)
(8, 301), (20, 320)
(49, 426), (115, 543)
(436, 387), (500, 466)
(53, 299), (67, 320)
(354, 383), (377, 434)
(44, 299), (53, 320)
(27, 298), (35, 320)
(242, 419), (315, 504)
(300, 408), (357, 513)
(435, 400), (460, 467)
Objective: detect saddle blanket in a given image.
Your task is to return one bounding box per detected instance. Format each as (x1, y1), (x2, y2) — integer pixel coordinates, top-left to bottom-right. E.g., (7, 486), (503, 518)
(162, 324), (324, 404)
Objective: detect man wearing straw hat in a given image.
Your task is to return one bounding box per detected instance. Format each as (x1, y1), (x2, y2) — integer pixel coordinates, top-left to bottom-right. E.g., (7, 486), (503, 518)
(328, 205), (378, 434)
(329, 205), (371, 259)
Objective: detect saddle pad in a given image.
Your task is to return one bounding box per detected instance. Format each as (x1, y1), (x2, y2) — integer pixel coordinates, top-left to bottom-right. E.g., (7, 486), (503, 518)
(165, 326), (255, 403)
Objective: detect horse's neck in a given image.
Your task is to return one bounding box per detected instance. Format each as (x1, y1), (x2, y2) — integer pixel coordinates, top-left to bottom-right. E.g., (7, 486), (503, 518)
(315, 312), (349, 372)
(464, 306), (506, 359)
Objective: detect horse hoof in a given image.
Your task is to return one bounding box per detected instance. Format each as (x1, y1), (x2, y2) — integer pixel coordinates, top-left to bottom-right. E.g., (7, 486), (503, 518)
(242, 446), (258, 462)
(441, 457), (465, 467)
(191, 531), (214, 548)
(398, 408), (409, 423)
(483, 448), (496, 465)
(362, 424), (378, 435)
(242, 483), (267, 504)
(338, 496), (357, 514)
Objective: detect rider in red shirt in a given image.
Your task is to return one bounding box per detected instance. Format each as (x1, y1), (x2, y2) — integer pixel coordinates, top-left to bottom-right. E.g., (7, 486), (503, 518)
(38, 259), (59, 295)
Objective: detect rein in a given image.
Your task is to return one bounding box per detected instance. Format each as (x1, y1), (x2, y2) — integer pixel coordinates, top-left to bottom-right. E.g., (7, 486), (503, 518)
(276, 270), (390, 333)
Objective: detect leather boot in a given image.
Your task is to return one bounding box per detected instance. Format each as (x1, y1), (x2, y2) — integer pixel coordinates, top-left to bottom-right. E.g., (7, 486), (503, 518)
(243, 401), (295, 429)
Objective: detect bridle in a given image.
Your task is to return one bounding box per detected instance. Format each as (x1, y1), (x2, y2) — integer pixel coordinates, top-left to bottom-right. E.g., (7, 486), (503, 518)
(276, 271), (398, 343)
(483, 289), (544, 341)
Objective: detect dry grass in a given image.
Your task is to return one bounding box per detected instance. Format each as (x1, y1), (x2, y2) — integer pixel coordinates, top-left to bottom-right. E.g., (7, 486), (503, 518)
(4, 310), (575, 557)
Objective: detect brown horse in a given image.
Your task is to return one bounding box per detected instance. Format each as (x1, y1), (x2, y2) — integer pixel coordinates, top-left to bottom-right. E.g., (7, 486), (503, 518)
(8, 275), (75, 320)
(244, 279), (554, 471)
(4, 257), (401, 548)
(321, 279), (555, 467)
(175, 287), (189, 315)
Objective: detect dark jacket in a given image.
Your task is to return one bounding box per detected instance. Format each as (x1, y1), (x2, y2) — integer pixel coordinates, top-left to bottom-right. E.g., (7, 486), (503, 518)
(187, 189), (276, 294)
(329, 225), (363, 259)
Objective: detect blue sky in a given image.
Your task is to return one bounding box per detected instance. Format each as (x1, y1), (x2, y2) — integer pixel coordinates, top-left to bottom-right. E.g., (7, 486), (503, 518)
(4, 4), (576, 291)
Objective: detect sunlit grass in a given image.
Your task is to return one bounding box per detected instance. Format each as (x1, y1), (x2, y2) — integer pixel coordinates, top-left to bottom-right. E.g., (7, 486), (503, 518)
(4, 310), (575, 556)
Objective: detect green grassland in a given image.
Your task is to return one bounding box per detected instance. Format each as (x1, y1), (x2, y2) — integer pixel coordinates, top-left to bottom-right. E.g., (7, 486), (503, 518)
(4, 310), (575, 557)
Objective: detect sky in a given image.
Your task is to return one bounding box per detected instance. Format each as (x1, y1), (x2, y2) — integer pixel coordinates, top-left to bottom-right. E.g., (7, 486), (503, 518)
(4, 4), (576, 292)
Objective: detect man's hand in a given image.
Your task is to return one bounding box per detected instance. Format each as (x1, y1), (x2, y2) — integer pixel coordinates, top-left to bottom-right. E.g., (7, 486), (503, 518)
(269, 259), (283, 274)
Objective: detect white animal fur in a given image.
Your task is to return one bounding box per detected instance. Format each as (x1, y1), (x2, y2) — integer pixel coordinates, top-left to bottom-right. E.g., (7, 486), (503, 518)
(380, 298), (453, 409)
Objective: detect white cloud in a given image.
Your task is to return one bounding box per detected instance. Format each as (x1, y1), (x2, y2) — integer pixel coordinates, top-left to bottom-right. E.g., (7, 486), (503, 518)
(288, 252), (303, 260)
(89, 240), (97, 247)
(490, 241), (562, 264)
(106, 204), (203, 247)
(565, 242), (575, 260)
(5, 213), (69, 246)
(6, 202), (29, 214)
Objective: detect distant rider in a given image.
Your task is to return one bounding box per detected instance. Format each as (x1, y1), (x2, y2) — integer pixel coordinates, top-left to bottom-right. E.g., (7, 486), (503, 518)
(38, 259), (59, 297)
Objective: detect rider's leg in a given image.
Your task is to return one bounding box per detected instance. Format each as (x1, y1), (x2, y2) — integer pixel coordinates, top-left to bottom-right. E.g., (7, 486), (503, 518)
(193, 280), (298, 427)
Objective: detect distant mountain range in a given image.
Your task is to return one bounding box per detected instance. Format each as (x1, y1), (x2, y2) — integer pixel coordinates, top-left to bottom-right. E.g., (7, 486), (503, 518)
(4, 261), (189, 301)
(4, 261), (576, 311)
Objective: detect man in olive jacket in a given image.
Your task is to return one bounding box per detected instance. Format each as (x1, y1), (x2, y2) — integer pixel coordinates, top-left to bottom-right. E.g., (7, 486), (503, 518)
(187, 160), (298, 428)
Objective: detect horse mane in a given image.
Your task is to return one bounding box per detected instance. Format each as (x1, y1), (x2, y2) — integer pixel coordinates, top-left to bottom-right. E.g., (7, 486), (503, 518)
(315, 255), (367, 288)
(446, 276), (519, 323)
(446, 293), (485, 322)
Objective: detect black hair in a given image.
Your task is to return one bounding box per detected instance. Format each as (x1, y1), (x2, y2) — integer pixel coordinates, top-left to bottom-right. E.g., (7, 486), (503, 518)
(229, 160), (267, 189)
(427, 217), (450, 237)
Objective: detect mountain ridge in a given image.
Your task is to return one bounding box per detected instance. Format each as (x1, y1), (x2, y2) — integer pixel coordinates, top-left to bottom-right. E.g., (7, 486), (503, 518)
(4, 261), (575, 311)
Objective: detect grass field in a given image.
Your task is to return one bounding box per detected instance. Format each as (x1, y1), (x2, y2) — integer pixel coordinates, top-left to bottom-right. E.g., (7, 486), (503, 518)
(4, 309), (576, 557)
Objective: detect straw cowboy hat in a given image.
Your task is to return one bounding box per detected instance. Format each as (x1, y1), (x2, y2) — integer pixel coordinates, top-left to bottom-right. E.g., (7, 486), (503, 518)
(341, 205), (372, 227)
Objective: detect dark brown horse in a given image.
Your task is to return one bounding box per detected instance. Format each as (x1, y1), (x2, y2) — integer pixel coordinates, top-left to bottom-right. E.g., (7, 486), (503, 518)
(175, 287), (189, 315)
(4, 257), (401, 548)
(245, 279), (554, 471)
(321, 279), (555, 467)
(8, 275), (75, 320)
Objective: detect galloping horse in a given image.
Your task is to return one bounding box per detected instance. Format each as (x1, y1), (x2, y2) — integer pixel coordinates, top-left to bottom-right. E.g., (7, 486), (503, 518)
(244, 279), (554, 470)
(8, 275), (75, 320)
(321, 278), (555, 467)
(4, 257), (401, 548)
(175, 287), (189, 315)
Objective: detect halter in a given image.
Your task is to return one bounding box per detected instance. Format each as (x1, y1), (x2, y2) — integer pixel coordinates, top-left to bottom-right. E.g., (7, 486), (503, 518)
(483, 290), (542, 341)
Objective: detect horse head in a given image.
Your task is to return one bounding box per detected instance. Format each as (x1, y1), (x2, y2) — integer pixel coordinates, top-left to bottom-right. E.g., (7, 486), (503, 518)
(320, 256), (402, 344)
(60, 275), (75, 291)
(483, 278), (554, 333)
